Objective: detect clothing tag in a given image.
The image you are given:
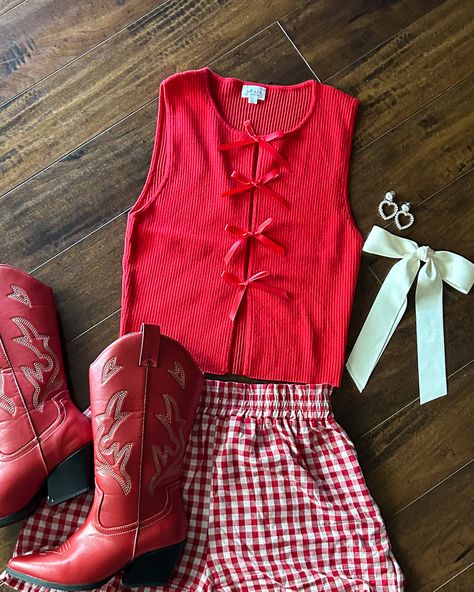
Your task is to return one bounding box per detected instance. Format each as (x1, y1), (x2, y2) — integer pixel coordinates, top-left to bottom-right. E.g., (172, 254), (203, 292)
(241, 84), (267, 104)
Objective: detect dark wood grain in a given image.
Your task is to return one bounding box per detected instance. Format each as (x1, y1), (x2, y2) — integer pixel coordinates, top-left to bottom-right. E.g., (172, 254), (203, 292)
(435, 565), (474, 591)
(330, 0), (474, 149)
(387, 460), (474, 591)
(66, 313), (120, 411)
(280, 0), (444, 80)
(355, 362), (473, 515)
(0, 102), (156, 272)
(349, 74), (473, 234)
(0, 0), (165, 103)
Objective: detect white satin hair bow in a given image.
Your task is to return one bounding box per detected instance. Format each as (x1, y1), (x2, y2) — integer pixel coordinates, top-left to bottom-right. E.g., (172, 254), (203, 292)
(346, 225), (474, 404)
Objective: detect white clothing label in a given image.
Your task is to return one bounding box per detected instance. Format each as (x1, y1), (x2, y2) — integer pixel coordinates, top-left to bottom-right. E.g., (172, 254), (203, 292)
(241, 85), (267, 104)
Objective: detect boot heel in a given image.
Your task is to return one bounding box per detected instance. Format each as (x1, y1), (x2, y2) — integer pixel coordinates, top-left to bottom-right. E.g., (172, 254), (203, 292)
(47, 443), (93, 505)
(122, 541), (185, 587)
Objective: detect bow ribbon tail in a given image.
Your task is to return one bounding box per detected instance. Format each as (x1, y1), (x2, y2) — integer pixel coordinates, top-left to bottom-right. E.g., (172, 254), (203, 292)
(253, 217), (285, 255)
(255, 234), (285, 256)
(229, 285), (246, 321)
(222, 170), (253, 197)
(245, 271), (288, 299)
(257, 169), (290, 208)
(221, 271), (247, 321)
(415, 249), (474, 402)
(258, 137), (289, 169)
(224, 238), (245, 265)
(261, 186), (290, 209)
(346, 257), (420, 392)
(415, 261), (446, 404)
(254, 217), (274, 234)
(243, 121), (289, 169)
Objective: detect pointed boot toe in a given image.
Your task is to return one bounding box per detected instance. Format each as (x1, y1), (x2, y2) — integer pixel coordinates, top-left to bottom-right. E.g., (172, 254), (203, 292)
(7, 323), (204, 589)
(7, 554), (36, 575)
(7, 553), (66, 589)
(7, 539), (113, 590)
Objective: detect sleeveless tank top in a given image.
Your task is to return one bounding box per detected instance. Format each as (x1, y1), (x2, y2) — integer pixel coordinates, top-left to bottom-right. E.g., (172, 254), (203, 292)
(120, 66), (363, 386)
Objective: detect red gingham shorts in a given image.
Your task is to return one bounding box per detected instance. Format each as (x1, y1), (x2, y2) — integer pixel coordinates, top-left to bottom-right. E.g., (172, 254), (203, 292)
(2, 379), (405, 591)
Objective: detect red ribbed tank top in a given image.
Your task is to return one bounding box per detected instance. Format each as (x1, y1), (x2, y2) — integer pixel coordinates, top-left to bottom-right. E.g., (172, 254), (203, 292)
(120, 66), (363, 386)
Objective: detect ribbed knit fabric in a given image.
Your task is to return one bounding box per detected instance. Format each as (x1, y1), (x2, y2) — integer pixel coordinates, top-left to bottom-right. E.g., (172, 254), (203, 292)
(120, 66), (363, 386)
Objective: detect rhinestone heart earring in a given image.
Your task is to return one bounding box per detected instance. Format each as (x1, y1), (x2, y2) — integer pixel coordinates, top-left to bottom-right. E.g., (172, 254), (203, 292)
(394, 202), (414, 230)
(378, 191), (398, 221)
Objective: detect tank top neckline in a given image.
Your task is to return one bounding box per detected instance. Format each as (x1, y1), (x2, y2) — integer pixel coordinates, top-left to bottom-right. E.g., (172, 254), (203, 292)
(201, 66), (319, 137)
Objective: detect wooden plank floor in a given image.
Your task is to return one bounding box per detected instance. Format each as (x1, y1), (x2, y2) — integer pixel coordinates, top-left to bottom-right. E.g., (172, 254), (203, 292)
(0, 1), (472, 590)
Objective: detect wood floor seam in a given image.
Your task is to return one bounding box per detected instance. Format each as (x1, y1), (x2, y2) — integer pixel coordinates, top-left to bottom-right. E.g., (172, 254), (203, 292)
(432, 561), (474, 591)
(0, 0), (28, 19)
(393, 457), (474, 518)
(276, 20), (320, 81)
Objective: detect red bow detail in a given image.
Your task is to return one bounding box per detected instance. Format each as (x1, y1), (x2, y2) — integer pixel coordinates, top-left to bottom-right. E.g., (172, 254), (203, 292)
(222, 169), (290, 209)
(218, 120), (289, 169)
(224, 217), (285, 264)
(221, 270), (288, 321)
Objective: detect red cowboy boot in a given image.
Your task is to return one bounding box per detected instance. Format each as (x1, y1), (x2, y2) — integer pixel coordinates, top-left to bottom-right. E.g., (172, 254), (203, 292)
(8, 323), (204, 589)
(0, 265), (93, 526)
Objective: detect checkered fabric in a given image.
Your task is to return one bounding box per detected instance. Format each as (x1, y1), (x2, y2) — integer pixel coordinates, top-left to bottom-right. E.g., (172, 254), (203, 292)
(2, 379), (405, 591)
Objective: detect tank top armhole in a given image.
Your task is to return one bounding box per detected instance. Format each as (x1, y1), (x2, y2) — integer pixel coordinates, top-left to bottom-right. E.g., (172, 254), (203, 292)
(128, 78), (172, 216)
(340, 94), (364, 245)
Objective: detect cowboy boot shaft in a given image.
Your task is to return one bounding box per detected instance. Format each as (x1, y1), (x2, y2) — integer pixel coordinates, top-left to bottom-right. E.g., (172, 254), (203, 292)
(89, 340), (143, 529)
(0, 265), (92, 521)
(0, 266), (69, 449)
(89, 325), (204, 531)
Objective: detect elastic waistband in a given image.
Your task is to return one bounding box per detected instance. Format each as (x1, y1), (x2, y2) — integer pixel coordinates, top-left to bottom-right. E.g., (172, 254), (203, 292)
(198, 379), (333, 418)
